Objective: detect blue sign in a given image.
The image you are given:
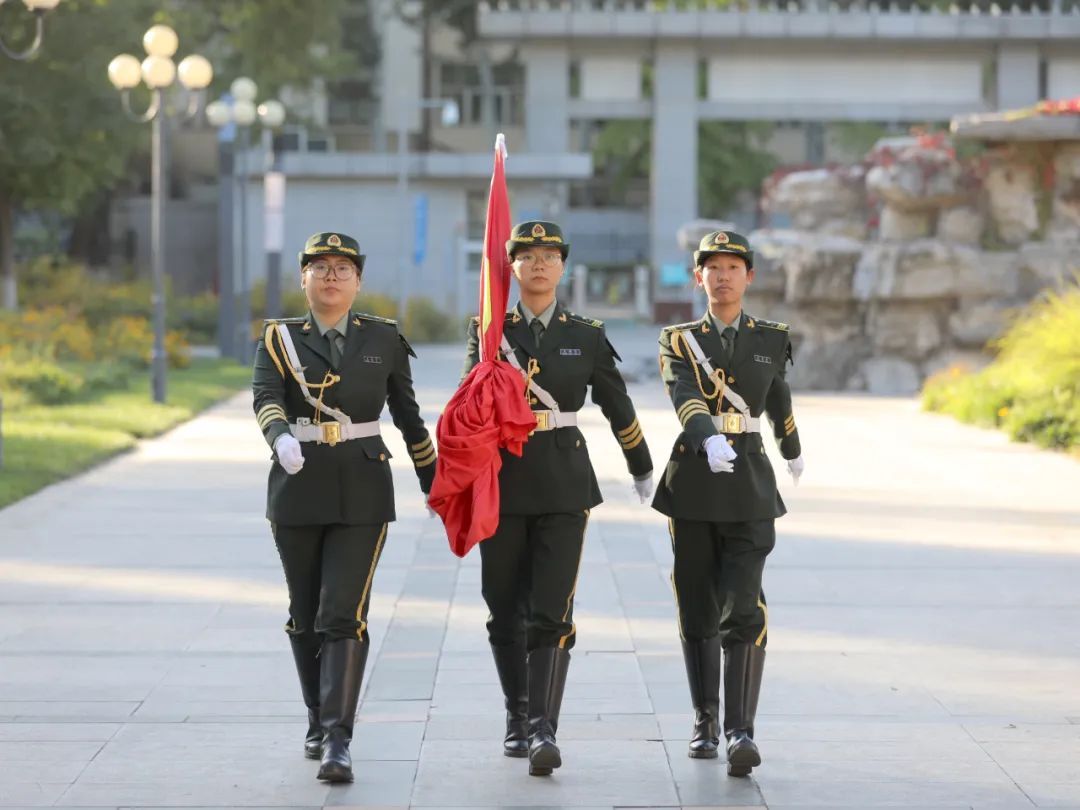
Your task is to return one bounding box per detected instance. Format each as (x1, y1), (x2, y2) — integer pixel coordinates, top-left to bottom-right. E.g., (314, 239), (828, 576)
(413, 193), (428, 266)
(660, 262), (689, 287)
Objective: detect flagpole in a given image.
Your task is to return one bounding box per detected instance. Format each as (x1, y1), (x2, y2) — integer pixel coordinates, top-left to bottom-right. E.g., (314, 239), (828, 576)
(479, 133), (508, 365)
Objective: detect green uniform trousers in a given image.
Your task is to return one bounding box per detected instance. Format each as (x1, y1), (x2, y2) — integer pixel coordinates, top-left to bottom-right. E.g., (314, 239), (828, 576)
(669, 518), (775, 647)
(479, 511), (589, 652)
(272, 522), (387, 644)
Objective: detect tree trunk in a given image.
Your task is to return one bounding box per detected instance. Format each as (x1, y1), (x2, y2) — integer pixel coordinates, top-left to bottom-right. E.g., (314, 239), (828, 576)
(0, 194), (16, 311)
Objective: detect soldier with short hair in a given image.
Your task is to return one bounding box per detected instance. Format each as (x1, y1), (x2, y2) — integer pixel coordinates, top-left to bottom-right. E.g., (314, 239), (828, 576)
(460, 220), (653, 777)
(252, 232), (435, 784)
(652, 230), (804, 777)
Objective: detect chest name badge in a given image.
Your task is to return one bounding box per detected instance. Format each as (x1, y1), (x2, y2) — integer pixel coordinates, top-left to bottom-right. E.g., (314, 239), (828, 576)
(363, 355), (383, 364)
(753, 354), (772, 364)
(560, 348), (582, 356)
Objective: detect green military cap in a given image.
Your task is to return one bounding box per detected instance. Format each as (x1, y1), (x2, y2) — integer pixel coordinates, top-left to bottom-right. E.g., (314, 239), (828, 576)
(298, 232), (366, 272)
(506, 220), (570, 260)
(693, 230), (754, 270)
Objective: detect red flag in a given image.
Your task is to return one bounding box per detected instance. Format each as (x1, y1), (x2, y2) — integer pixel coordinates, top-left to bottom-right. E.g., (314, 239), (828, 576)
(428, 135), (536, 557)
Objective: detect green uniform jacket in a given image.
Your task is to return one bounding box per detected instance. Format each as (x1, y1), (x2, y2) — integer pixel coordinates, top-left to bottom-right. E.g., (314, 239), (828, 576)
(252, 311), (435, 526)
(651, 311), (801, 523)
(462, 302), (653, 516)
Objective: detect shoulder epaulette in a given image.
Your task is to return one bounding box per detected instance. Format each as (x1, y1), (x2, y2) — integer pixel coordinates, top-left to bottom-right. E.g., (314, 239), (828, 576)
(661, 320), (702, 333)
(752, 317), (790, 332)
(353, 312), (398, 327)
(566, 312), (604, 328)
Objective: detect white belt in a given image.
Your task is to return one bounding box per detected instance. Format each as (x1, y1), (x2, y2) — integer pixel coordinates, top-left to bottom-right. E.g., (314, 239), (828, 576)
(712, 414), (760, 434)
(290, 419), (381, 445)
(532, 409), (578, 432)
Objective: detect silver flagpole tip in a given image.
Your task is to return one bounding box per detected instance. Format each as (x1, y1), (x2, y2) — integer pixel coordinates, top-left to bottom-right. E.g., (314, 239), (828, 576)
(495, 132), (508, 159)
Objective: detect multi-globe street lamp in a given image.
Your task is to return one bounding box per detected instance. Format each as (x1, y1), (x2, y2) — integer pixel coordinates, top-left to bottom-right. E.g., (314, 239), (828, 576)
(107, 24), (212, 403)
(0, 0), (61, 61)
(205, 79), (285, 363)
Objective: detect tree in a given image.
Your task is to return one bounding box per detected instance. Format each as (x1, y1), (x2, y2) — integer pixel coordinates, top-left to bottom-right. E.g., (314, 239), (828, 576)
(0, 0), (154, 310)
(0, 0), (357, 310)
(697, 121), (777, 221)
(582, 119), (777, 218)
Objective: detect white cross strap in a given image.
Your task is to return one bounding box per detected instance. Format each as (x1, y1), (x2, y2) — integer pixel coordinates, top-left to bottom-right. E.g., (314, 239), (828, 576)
(678, 328), (751, 418)
(500, 334), (560, 413)
(273, 323), (351, 424)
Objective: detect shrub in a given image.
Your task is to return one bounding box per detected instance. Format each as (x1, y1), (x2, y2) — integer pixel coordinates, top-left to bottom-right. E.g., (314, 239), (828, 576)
(171, 290), (218, 344)
(403, 296), (458, 343)
(0, 360), (85, 405)
(923, 286), (1080, 449)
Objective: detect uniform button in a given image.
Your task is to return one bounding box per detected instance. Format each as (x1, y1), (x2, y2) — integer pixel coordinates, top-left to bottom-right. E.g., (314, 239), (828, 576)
(575, 440), (581, 448)
(678, 444), (685, 453)
(728, 407), (736, 413)
(379, 453), (386, 461)
(728, 376), (735, 383)
(727, 439), (735, 446)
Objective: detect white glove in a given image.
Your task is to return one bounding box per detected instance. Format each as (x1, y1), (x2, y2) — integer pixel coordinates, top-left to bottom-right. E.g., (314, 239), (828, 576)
(632, 472), (654, 504)
(426, 503), (437, 519)
(703, 434), (737, 474)
(787, 455), (804, 486)
(273, 433), (305, 475)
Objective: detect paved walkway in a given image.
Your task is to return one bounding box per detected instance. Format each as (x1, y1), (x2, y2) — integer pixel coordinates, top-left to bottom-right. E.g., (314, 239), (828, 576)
(2, 326), (1080, 809)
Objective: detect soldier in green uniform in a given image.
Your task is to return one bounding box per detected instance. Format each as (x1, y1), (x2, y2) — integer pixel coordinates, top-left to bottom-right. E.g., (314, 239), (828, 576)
(251, 232), (436, 784)
(460, 221), (653, 776)
(652, 230), (804, 777)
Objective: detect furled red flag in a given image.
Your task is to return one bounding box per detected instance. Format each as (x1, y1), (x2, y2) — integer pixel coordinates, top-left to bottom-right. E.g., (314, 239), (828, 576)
(428, 134), (536, 557)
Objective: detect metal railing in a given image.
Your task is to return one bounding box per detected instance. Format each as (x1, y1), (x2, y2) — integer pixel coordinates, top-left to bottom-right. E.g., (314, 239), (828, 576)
(481, 0), (1079, 14)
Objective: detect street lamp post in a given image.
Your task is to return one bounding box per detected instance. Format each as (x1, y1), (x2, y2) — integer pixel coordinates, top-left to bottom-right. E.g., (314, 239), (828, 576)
(0, 0), (61, 61)
(396, 98), (459, 324)
(205, 80), (285, 364)
(108, 25), (212, 404)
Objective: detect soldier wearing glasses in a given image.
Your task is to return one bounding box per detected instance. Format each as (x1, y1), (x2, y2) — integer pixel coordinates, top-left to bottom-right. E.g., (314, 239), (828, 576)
(652, 230), (804, 777)
(460, 220), (654, 776)
(251, 232), (436, 784)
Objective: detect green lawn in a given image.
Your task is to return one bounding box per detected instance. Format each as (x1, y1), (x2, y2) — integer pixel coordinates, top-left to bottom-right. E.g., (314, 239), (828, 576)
(0, 359), (249, 509)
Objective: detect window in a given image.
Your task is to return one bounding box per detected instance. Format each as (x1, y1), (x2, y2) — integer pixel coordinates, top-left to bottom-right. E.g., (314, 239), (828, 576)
(328, 79), (377, 126)
(438, 60), (524, 126)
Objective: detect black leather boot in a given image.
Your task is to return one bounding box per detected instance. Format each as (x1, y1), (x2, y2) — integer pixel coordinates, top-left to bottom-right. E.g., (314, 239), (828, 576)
(681, 636), (722, 759)
(723, 643), (765, 777)
(527, 646), (570, 777)
(316, 638), (369, 783)
(491, 642), (529, 757)
(288, 633), (323, 760)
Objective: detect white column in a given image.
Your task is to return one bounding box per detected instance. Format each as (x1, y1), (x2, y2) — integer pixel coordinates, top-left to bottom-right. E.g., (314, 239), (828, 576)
(521, 44), (570, 153)
(650, 46), (698, 276)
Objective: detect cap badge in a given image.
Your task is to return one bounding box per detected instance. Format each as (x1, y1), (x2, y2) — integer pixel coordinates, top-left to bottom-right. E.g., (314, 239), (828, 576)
(531, 224), (546, 238)
(327, 234), (342, 247)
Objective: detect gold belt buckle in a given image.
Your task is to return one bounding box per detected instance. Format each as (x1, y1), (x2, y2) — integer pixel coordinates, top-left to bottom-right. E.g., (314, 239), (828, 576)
(534, 411), (550, 432)
(320, 422), (342, 446)
(721, 412), (744, 434)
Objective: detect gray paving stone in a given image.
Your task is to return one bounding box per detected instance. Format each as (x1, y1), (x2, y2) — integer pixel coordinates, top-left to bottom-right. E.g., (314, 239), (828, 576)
(321, 761), (418, 806)
(0, 783), (70, 807)
(0, 722), (120, 742)
(412, 741), (678, 806)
